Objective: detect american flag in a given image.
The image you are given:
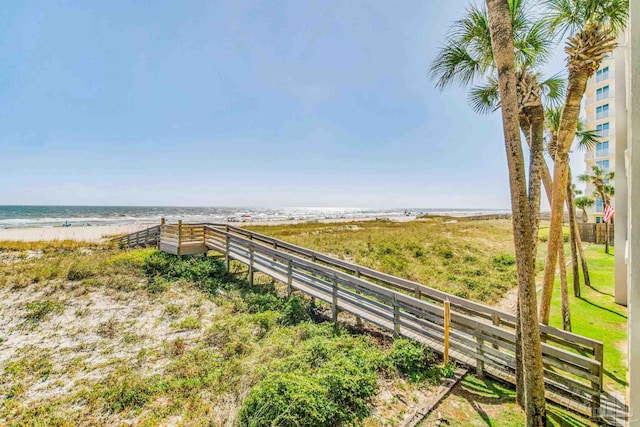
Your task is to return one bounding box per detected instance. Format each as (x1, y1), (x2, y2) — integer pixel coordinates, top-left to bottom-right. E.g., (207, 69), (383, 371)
(603, 204), (615, 223)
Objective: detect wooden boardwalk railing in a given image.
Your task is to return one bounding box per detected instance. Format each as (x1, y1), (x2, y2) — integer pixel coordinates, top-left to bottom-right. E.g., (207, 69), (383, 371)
(112, 225), (161, 248)
(114, 221), (608, 422)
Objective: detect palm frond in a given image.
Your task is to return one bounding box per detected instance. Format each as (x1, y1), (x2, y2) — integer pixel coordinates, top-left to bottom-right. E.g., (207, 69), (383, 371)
(514, 20), (554, 69)
(468, 79), (501, 114)
(539, 74), (566, 108)
(430, 41), (486, 89)
(596, 0), (630, 35)
(545, 0), (581, 37)
(574, 128), (599, 151)
(544, 106), (562, 135)
(577, 173), (591, 183)
(546, 0), (629, 37)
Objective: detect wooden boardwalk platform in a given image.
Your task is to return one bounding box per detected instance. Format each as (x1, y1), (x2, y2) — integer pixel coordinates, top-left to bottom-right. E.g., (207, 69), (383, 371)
(114, 221), (623, 425)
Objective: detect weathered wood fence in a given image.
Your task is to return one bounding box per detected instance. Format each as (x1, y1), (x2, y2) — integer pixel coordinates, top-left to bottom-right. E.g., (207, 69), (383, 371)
(115, 222), (606, 421)
(578, 223), (615, 245)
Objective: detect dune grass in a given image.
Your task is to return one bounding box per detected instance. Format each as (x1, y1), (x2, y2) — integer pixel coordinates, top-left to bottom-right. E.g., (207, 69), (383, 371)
(0, 244), (453, 426)
(248, 218), (519, 304)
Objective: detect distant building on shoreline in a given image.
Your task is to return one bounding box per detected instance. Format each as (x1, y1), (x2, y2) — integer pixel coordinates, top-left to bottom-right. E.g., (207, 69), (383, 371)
(582, 35), (628, 223)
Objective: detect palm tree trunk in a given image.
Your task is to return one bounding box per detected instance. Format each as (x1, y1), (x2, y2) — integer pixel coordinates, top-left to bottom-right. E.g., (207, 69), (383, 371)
(540, 157), (553, 201)
(515, 297), (524, 408)
(558, 245), (572, 331)
(517, 104), (544, 412)
(527, 105), (544, 255)
(574, 219), (591, 287)
(581, 208), (588, 222)
(539, 68), (590, 325)
(567, 176), (581, 297)
(485, 1), (546, 424)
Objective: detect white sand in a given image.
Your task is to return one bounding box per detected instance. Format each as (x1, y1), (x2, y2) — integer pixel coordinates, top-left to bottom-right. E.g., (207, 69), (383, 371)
(0, 224), (153, 242)
(0, 216), (417, 242)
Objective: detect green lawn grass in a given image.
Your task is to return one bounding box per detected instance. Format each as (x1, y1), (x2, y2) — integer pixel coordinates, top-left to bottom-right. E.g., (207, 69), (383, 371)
(421, 374), (596, 426)
(547, 245), (627, 394)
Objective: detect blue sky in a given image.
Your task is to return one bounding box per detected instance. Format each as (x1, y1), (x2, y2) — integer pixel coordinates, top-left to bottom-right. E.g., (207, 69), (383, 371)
(0, 0), (583, 208)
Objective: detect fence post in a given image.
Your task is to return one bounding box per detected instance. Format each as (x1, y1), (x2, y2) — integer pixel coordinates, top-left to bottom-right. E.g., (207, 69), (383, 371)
(287, 259), (293, 297)
(591, 343), (604, 419)
(225, 235), (230, 271)
(331, 274), (338, 323)
(475, 323), (484, 378)
(492, 313), (500, 350)
(415, 286), (421, 299)
(249, 243), (254, 286)
(444, 300), (450, 366)
(393, 294), (400, 337)
(354, 269), (363, 326)
(177, 220), (183, 257)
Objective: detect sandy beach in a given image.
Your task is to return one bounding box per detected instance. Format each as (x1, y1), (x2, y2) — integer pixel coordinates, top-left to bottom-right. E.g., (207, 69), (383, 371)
(0, 224), (153, 242)
(0, 216), (416, 242)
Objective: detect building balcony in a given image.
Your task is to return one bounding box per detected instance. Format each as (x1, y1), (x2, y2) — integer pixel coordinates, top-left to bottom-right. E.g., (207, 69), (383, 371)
(585, 150), (611, 161)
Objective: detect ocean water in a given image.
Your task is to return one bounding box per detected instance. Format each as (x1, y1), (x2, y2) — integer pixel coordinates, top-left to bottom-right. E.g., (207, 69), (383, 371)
(0, 206), (510, 229)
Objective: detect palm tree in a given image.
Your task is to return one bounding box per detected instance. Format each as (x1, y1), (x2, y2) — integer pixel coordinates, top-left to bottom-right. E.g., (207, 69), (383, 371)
(538, 0), (628, 324)
(432, 2), (548, 420)
(575, 195), (595, 222)
(430, 0), (563, 272)
(579, 165), (615, 253)
(544, 107), (597, 296)
(484, 0), (546, 424)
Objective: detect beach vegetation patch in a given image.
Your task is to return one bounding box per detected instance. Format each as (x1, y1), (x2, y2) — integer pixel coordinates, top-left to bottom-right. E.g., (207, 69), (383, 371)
(24, 299), (63, 323)
(247, 220), (519, 304)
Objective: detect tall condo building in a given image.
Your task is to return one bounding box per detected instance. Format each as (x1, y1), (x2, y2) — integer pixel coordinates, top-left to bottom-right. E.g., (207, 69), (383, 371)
(582, 36), (628, 223)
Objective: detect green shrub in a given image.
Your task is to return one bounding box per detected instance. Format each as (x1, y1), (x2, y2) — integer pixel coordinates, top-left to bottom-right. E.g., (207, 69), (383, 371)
(244, 293), (311, 326)
(281, 296), (310, 325)
(239, 328), (381, 427)
(318, 360), (378, 422)
(143, 252), (227, 294)
(239, 373), (337, 427)
(387, 339), (439, 381)
(493, 253), (516, 266)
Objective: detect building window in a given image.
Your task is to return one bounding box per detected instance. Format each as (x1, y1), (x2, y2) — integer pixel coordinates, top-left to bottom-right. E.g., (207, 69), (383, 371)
(596, 141), (609, 157)
(596, 104), (609, 120)
(596, 67), (609, 82)
(596, 159), (610, 171)
(596, 122), (610, 137)
(596, 85), (610, 101)
(595, 198), (604, 213)
(596, 216), (602, 223)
